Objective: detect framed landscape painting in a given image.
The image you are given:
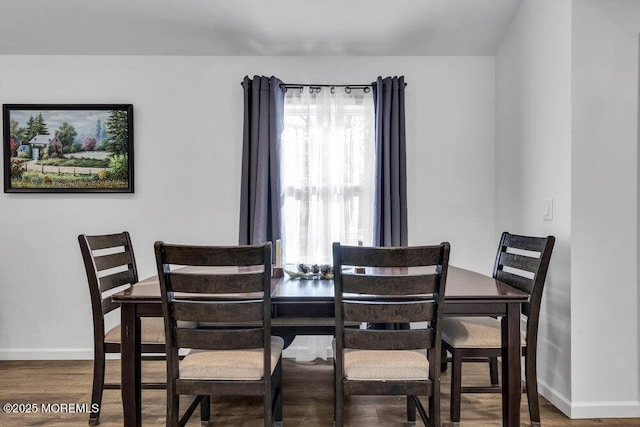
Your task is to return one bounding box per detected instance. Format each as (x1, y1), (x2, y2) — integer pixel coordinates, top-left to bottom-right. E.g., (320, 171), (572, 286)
(3, 104), (133, 193)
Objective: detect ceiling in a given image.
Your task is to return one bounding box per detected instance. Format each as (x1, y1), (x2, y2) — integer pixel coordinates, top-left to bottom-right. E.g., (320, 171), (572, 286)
(0, 0), (523, 56)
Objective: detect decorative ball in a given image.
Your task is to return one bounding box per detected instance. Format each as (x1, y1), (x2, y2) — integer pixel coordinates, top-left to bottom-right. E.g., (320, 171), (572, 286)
(297, 263), (310, 273)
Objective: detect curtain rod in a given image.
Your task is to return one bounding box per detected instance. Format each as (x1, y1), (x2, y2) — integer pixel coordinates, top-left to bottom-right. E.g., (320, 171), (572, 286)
(240, 81), (407, 93)
(281, 84), (372, 94)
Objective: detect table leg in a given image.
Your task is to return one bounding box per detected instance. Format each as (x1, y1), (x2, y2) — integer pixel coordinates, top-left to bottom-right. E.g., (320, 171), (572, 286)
(501, 302), (522, 427)
(121, 304), (142, 427)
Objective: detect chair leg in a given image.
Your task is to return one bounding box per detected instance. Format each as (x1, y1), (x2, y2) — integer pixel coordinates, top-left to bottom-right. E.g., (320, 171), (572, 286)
(263, 389), (273, 427)
(406, 395), (416, 426)
(273, 362), (283, 427)
(167, 386), (180, 427)
(89, 348), (105, 426)
(429, 387), (440, 427)
(334, 361), (344, 427)
(526, 351), (541, 426)
(489, 356), (499, 386)
(450, 351), (463, 426)
(200, 396), (210, 427)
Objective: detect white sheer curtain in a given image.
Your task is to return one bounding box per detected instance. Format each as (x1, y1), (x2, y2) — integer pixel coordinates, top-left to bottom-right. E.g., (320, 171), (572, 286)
(280, 86), (375, 361)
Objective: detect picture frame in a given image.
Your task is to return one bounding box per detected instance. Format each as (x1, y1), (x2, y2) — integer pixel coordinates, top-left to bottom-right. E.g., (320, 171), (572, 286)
(3, 104), (134, 193)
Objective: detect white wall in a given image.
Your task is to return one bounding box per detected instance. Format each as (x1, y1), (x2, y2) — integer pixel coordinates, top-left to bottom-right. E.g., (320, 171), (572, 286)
(572, 0), (640, 418)
(495, 0), (573, 414)
(498, 0), (640, 418)
(0, 56), (496, 359)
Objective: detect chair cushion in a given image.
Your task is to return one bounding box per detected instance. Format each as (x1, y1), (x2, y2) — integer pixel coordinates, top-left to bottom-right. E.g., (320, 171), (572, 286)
(339, 346), (429, 381)
(104, 317), (166, 344)
(178, 336), (284, 381)
(441, 317), (526, 348)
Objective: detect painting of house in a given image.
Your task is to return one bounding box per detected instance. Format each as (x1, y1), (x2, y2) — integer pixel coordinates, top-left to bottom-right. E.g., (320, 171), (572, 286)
(27, 134), (59, 147)
(4, 105), (133, 191)
(26, 135), (61, 160)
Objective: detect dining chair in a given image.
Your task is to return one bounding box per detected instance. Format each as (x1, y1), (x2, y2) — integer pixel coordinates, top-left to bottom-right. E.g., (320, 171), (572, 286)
(441, 232), (555, 426)
(154, 241), (283, 427)
(333, 242), (450, 427)
(78, 232), (166, 426)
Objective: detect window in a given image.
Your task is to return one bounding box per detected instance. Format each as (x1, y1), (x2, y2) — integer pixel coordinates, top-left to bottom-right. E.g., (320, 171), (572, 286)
(281, 87), (375, 265)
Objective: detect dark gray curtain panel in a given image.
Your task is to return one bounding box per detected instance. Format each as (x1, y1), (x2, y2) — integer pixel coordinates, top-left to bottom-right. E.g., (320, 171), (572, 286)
(238, 75), (284, 247)
(373, 76), (408, 247)
(369, 76), (409, 331)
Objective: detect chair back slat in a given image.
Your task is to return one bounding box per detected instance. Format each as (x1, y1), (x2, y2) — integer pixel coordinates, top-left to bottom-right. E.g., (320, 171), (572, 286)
(172, 300), (263, 323)
(175, 328), (264, 350)
(342, 273), (438, 295)
(343, 301), (435, 323)
(498, 251), (540, 274)
(339, 245), (443, 268)
(93, 251), (133, 271)
(99, 269), (136, 293)
(85, 233), (129, 250)
(344, 329), (434, 350)
(501, 233), (549, 253)
(160, 244), (265, 267)
(168, 272), (264, 294)
(495, 269), (534, 294)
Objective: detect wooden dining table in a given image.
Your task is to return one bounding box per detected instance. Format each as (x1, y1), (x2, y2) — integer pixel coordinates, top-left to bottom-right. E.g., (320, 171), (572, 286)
(112, 266), (528, 427)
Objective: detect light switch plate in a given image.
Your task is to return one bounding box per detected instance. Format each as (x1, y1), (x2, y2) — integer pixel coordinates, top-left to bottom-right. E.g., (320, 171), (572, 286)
(543, 199), (553, 221)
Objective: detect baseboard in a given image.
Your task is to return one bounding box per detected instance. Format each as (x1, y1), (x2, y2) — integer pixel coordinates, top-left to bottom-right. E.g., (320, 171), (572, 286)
(538, 377), (640, 418)
(569, 400), (640, 419)
(537, 377), (572, 416)
(0, 348), (93, 360)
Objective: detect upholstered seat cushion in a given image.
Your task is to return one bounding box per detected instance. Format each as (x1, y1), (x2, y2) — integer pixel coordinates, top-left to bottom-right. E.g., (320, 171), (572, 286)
(178, 336), (285, 381)
(441, 317), (526, 348)
(334, 339), (429, 381)
(105, 317), (166, 344)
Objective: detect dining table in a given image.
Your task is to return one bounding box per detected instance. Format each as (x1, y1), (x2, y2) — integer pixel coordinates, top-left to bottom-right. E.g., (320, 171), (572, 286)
(112, 265), (528, 427)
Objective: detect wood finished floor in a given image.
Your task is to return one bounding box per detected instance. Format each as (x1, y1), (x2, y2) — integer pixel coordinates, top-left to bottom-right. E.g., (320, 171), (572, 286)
(0, 358), (638, 426)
